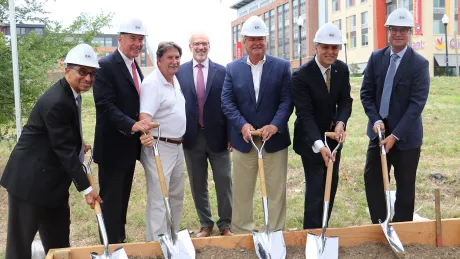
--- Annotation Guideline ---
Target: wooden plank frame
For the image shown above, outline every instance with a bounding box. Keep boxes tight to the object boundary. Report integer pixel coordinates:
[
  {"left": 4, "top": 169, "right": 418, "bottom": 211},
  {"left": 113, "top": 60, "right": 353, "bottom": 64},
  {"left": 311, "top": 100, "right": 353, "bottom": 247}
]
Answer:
[{"left": 46, "top": 218, "right": 460, "bottom": 258}]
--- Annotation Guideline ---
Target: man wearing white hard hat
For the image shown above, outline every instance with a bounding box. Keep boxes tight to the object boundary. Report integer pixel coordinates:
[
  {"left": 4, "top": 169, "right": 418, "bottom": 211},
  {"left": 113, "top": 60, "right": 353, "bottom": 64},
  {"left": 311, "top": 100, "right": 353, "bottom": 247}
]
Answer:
[
  {"left": 292, "top": 23, "right": 353, "bottom": 229},
  {"left": 361, "top": 8, "right": 430, "bottom": 224},
  {"left": 93, "top": 17, "right": 155, "bottom": 243},
  {"left": 222, "top": 16, "right": 293, "bottom": 233},
  {"left": 1, "top": 44, "right": 103, "bottom": 258}
]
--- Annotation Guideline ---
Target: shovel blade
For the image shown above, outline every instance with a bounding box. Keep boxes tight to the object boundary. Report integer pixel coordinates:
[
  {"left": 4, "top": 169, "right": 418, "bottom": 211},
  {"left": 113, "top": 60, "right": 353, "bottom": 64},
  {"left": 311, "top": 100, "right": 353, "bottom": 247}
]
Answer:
[
  {"left": 90, "top": 246, "right": 128, "bottom": 259},
  {"left": 252, "top": 229, "right": 286, "bottom": 259},
  {"left": 381, "top": 224, "right": 404, "bottom": 253},
  {"left": 160, "top": 229, "right": 196, "bottom": 259},
  {"left": 305, "top": 232, "right": 338, "bottom": 259}
]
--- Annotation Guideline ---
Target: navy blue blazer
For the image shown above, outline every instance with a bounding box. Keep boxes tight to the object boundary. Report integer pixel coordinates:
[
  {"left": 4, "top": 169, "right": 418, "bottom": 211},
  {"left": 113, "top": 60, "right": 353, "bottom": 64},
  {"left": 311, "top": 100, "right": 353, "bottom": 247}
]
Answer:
[
  {"left": 360, "top": 46, "right": 430, "bottom": 150},
  {"left": 176, "top": 59, "right": 229, "bottom": 152},
  {"left": 93, "top": 49, "right": 144, "bottom": 170},
  {"left": 221, "top": 55, "right": 293, "bottom": 153}
]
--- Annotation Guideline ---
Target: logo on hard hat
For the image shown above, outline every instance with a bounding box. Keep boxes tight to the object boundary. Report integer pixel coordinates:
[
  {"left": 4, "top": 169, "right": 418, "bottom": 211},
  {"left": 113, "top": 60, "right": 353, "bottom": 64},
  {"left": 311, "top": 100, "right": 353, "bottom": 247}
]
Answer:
[
  {"left": 135, "top": 25, "right": 140, "bottom": 29},
  {"left": 254, "top": 26, "right": 259, "bottom": 29},
  {"left": 399, "top": 16, "right": 405, "bottom": 19},
  {"left": 85, "top": 54, "right": 91, "bottom": 58},
  {"left": 329, "top": 33, "right": 334, "bottom": 37}
]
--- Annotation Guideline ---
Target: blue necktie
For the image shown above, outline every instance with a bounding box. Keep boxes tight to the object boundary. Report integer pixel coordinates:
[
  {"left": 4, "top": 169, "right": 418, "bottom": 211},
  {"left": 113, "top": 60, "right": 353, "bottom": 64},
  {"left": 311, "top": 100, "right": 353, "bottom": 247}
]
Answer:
[{"left": 379, "top": 54, "right": 400, "bottom": 119}]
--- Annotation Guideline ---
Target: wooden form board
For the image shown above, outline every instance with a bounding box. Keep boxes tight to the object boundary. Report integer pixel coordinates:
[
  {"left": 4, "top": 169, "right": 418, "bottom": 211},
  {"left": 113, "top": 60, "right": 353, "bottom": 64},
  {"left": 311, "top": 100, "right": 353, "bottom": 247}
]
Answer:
[{"left": 46, "top": 218, "right": 460, "bottom": 258}]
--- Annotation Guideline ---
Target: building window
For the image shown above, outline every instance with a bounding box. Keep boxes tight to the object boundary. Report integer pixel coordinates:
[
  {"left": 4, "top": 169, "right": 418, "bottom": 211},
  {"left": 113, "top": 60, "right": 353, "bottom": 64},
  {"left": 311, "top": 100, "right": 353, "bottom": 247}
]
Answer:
[
  {"left": 284, "top": 3, "right": 290, "bottom": 60},
  {"left": 361, "top": 0, "right": 367, "bottom": 2},
  {"left": 278, "top": 6, "right": 284, "bottom": 59},
  {"left": 105, "top": 38, "right": 112, "bottom": 47},
  {"left": 398, "top": 0, "right": 413, "bottom": 11},
  {"left": 270, "top": 9, "right": 275, "bottom": 56},
  {"left": 433, "top": 0, "right": 446, "bottom": 34},
  {"left": 34, "top": 28, "right": 44, "bottom": 35},
  {"left": 233, "top": 26, "right": 237, "bottom": 60},
  {"left": 346, "top": 0, "right": 355, "bottom": 8},
  {"left": 300, "top": 0, "right": 306, "bottom": 58},
  {"left": 333, "top": 19, "right": 342, "bottom": 31},
  {"left": 332, "top": 0, "right": 340, "bottom": 12},
  {"left": 292, "top": 0, "right": 299, "bottom": 59},
  {"left": 347, "top": 15, "right": 357, "bottom": 48},
  {"left": 361, "top": 11, "right": 368, "bottom": 46}
]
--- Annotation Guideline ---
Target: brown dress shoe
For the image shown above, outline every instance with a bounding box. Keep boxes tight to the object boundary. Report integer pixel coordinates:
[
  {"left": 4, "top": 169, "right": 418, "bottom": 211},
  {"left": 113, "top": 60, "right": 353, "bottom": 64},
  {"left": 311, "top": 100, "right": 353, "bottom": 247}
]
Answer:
[
  {"left": 220, "top": 228, "right": 234, "bottom": 236},
  {"left": 196, "top": 227, "right": 213, "bottom": 238}
]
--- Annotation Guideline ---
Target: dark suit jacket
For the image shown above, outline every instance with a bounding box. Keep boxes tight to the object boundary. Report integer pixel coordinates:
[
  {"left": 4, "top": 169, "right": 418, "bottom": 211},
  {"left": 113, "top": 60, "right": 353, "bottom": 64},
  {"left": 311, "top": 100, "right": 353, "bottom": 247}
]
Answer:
[
  {"left": 360, "top": 46, "right": 430, "bottom": 150},
  {"left": 292, "top": 57, "right": 353, "bottom": 157},
  {"left": 221, "top": 55, "right": 293, "bottom": 153},
  {"left": 93, "top": 49, "right": 144, "bottom": 170},
  {"left": 176, "top": 59, "right": 229, "bottom": 152},
  {"left": 1, "top": 78, "right": 90, "bottom": 208}
]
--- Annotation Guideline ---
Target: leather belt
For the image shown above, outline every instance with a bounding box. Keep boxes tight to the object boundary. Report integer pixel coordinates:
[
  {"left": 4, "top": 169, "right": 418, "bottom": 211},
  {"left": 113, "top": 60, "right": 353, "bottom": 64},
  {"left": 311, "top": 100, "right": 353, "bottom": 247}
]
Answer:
[{"left": 154, "top": 137, "right": 183, "bottom": 145}]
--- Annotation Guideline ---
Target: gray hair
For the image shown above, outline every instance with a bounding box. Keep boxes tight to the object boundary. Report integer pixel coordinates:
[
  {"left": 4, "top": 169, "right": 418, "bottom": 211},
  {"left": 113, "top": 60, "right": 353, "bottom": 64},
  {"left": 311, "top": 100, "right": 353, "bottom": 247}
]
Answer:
[{"left": 156, "top": 41, "right": 182, "bottom": 59}]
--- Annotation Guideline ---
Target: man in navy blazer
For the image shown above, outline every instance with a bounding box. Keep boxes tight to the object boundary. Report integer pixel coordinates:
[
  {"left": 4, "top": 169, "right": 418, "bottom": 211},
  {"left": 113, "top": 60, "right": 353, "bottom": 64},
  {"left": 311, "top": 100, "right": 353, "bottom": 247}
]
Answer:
[
  {"left": 176, "top": 32, "right": 233, "bottom": 237},
  {"left": 360, "top": 8, "right": 430, "bottom": 224},
  {"left": 92, "top": 18, "right": 155, "bottom": 243},
  {"left": 222, "top": 16, "right": 293, "bottom": 233}
]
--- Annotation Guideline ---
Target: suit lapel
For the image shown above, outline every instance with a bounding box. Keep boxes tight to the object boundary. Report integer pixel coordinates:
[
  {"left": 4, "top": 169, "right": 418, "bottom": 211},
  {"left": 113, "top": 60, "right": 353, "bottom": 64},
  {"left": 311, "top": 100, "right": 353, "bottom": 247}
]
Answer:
[
  {"left": 311, "top": 59, "right": 329, "bottom": 96},
  {"left": 61, "top": 79, "right": 81, "bottom": 141},
  {"left": 240, "top": 59, "right": 256, "bottom": 105},
  {"left": 205, "top": 60, "right": 216, "bottom": 103},
  {"left": 256, "top": 57, "right": 273, "bottom": 108},
  {"left": 329, "top": 64, "right": 339, "bottom": 97},
  {"left": 186, "top": 62, "right": 196, "bottom": 97},
  {"left": 392, "top": 47, "right": 411, "bottom": 89},
  {"left": 115, "top": 49, "right": 137, "bottom": 93},
  {"left": 381, "top": 47, "right": 391, "bottom": 86},
  {"left": 134, "top": 59, "right": 144, "bottom": 82}
]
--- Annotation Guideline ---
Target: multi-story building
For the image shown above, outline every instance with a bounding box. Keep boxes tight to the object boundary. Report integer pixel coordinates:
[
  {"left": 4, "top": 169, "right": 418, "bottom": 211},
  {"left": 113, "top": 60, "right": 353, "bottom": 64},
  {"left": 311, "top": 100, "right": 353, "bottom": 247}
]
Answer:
[
  {"left": 231, "top": 0, "right": 460, "bottom": 76},
  {"left": 1, "top": 23, "right": 154, "bottom": 67}
]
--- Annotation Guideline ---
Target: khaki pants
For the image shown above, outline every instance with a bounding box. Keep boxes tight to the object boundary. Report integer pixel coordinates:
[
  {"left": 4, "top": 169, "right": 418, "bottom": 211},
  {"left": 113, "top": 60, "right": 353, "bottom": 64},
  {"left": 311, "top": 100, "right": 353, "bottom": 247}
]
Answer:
[
  {"left": 232, "top": 137, "right": 288, "bottom": 234},
  {"left": 140, "top": 141, "right": 185, "bottom": 241}
]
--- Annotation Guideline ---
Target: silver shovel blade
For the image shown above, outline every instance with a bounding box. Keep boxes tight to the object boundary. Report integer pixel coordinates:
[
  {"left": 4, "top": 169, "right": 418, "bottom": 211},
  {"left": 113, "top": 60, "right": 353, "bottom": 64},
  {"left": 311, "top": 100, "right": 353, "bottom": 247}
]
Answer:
[
  {"left": 381, "top": 224, "right": 405, "bottom": 253},
  {"left": 90, "top": 246, "right": 128, "bottom": 259},
  {"left": 252, "top": 229, "right": 286, "bottom": 259},
  {"left": 159, "top": 229, "right": 196, "bottom": 259},
  {"left": 305, "top": 232, "right": 338, "bottom": 259}
]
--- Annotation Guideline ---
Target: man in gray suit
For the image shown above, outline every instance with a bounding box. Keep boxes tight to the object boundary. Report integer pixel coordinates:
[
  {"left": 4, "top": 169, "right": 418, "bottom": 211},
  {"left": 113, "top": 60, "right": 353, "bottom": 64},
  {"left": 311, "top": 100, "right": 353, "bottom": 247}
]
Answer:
[{"left": 176, "top": 32, "right": 233, "bottom": 237}]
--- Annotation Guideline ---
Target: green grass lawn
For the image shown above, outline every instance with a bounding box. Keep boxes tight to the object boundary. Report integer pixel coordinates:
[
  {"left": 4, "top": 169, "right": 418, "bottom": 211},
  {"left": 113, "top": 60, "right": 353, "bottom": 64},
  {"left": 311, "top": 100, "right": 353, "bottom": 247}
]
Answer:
[{"left": 0, "top": 77, "right": 459, "bottom": 256}]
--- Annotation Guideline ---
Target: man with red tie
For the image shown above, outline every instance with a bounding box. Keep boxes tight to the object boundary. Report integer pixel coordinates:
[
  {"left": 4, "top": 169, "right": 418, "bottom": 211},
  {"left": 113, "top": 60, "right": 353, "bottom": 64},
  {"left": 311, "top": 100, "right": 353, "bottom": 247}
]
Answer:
[{"left": 93, "top": 17, "right": 154, "bottom": 244}]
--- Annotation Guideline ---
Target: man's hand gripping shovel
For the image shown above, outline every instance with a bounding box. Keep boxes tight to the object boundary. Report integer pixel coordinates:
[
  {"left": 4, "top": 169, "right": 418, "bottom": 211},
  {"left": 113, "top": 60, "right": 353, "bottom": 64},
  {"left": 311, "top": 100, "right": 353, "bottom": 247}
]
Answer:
[
  {"left": 146, "top": 123, "right": 196, "bottom": 259},
  {"left": 305, "top": 132, "right": 340, "bottom": 259},
  {"left": 249, "top": 130, "right": 286, "bottom": 259},
  {"left": 83, "top": 145, "right": 128, "bottom": 259},
  {"left": 377, "top": 125, "right": 405, "bottom": 254}
]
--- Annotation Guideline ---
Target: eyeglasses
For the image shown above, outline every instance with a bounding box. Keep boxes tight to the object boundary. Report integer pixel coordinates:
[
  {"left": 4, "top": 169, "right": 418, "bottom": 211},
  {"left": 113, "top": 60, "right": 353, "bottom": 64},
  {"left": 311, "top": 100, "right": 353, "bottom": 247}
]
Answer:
[
  {"left": 191, "top": 42, "right": 209, "bottom": 47},
  {"left": 69, "top": 67, "right": 97, "bottom": 78},
  {"left": 389, "top": 27, "right": 410, "bottom": 35},
  {"left": 319, "top": 44, "right": 340, "bottom": 51}
]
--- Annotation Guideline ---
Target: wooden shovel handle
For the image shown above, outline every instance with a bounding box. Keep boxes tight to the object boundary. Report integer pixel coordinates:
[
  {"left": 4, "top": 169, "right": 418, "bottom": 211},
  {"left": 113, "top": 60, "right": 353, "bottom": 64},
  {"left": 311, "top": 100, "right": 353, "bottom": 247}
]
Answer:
[
  {"left": 250, "top": 130, "right": 261, "bottom": 136},
  {"left": 325, "top": 132, "right": 335, "bottom": 139},
  {"left": 258, "top": 158, "right": 267, "bottom": 197},
  {"left": 381, "top": 153, "right": 390, "bottom": 191},
  {"left": 155, "top": 155, "right": 169, "bottom": 197},
  {"left": 151, "top": 122, "right": 160, "bottom": 128},
  {"left": 324, "top": 160, "right": 334, "bottom": 202},
  {"left": 86, "top": 173, "right": 102, "bottom": 214}
]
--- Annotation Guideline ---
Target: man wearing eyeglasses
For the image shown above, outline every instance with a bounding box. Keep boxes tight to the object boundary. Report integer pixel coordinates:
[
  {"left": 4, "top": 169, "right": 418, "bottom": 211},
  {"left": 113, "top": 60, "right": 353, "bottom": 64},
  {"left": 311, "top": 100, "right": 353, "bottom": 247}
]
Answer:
[
  {"left": 291, "top": 23, "right": 352, "bottom": 229},
  {"left": 92, "top": 18, "right": 155, "bottom": 244},
  {"left": 361, "top": 8, "right": 430, "bottom": 224},
  {"left": 176, "top": 32, "right": 233, "bottom": 237},
  {"left": 1, "top": 44, "right": 102, "bottom": 259},
  {"left": 222, "top": 16, "right": 293, "bottom": 234}
]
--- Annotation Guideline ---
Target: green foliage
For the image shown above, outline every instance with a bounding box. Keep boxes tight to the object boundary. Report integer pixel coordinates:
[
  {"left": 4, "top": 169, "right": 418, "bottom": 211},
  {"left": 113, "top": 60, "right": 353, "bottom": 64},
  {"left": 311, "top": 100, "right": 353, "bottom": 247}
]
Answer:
[{"left": 0, "top": 0, "right": 112, "bottom": 129}]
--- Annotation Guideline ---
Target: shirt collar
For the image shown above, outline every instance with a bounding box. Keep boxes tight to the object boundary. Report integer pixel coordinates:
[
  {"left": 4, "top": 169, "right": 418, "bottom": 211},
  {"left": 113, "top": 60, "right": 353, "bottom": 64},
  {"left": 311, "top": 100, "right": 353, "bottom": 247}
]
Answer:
[
  {"left": 118, "top": 48, "right": 134, "bottom": 65},
  {"left": 193, "top": 58, "right": 209, "bottom": 68},
  {"left": 69, "top": 85, "right": 79, "bottom": 100},
  {"left": 315, "top": 56, "right": 331, "bottom": 75},
  {"left": 246, "top": 55, "right": 266, "bottom": 66},
  {"left": 155, "top": 68, "right": 176, "bottom": 87},
  {"left": 390, "top": 45, "right": 408, "bottom": 59}
]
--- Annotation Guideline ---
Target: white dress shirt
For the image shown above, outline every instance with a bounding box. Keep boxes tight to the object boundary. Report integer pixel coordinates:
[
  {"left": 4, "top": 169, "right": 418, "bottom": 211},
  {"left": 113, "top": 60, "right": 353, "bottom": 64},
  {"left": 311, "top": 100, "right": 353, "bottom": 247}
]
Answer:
[
  {"left": 140, "top": 69, "right": 186, "bottom": 139},
  {"left": 247, "top": 55, "right": 266, "bottom": 102},
  {"left": 193, "top": 58, "right": 209, "bottom": 89},
  {"left": 118, "top": 48, "right": 142, "bottom": 85},
  {"left": 70, "top": 86, "right": 92, "bottom": 195}
]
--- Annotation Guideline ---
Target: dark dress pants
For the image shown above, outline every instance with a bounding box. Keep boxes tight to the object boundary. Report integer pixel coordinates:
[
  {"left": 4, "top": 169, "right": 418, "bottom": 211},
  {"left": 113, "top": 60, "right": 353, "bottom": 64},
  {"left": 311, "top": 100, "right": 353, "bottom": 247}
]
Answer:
[
  {"left": 6, "top": 193, "right": 70, "bottom": 259},
  {"left": 98, "top": 162, "right": 135, "bottom": 244},
  {"left": 302, "top": 146, "right": 341, "bottom": 230},
  {"left": 184, "top": 128, "right": 232, "bottom": 230},
  {"left": 364, "top": 139, "right": 421, "bottom": 224}
]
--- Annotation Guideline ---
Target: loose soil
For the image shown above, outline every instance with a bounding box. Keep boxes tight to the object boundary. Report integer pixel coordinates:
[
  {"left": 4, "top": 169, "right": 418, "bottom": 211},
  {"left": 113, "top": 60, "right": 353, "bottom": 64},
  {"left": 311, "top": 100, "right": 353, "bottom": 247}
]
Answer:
[{"left": 128, "top": 243, "right": 460, "bottom": 258}]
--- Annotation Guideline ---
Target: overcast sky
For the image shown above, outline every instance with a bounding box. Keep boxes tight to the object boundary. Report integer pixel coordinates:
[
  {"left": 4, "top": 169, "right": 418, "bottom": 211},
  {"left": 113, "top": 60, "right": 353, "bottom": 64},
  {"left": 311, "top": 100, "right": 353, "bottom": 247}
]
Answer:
[{"left": 43, "top": 0, "right": 237, "bottom": 65}]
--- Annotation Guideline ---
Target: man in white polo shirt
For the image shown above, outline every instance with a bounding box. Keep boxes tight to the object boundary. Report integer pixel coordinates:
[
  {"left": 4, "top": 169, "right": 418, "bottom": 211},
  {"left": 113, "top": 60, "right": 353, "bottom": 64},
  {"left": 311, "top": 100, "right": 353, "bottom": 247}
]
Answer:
[{"left": 139, "top": 41, "right": 186, "bottom": 241}]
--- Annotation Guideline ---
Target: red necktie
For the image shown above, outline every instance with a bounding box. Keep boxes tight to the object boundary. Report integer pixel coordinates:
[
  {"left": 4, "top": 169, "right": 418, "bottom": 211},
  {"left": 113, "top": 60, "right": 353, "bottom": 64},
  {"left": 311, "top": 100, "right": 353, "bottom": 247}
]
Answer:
[
  {"left": 131, "top": 61, "right": 140, "bottom": 95},
  {"left": 196, "top": 63, "right": 205, "bottom": 127}
]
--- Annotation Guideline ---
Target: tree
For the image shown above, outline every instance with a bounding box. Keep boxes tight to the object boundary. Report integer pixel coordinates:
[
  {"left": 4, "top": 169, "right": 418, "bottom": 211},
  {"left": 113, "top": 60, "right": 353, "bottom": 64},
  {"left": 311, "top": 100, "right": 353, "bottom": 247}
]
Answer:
[{"left": 0, "top": 0, "right": 112, "bottom": 137}]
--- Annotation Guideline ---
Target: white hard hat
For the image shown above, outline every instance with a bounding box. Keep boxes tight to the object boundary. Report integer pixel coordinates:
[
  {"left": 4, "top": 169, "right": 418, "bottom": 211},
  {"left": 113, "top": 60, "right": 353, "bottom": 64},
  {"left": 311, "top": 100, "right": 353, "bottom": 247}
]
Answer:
[
  {"left": 313, "top": 23, "right": 342, "bottom": 45},
  {"left": 118, "top": 17, "right": 148, "bottom": 36},
  {"left": 385, "top": 8, "right": 414, "bottom": 27},
  {"left": 64, "top": 43, "right": 99, "bottom": 68},
  {"left": 241, "top": 16, "right": 268, "bottom": 37}
]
